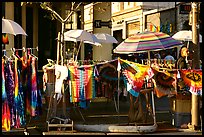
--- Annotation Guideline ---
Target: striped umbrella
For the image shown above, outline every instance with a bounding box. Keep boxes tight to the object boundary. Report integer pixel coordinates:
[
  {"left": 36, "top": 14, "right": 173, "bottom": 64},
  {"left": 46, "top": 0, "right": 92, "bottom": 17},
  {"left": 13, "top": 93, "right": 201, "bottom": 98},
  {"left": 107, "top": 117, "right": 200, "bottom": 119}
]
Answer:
[{"left": 113, "top": 31, "right": 183, "bottom": 60}]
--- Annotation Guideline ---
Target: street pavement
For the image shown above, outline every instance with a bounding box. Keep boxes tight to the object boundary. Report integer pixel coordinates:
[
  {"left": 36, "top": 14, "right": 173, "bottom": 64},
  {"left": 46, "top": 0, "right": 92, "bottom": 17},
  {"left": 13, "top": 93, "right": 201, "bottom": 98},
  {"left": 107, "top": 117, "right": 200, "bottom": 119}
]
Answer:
[{"left": 2, "top": 95, "right": 202, "bottom": 135}]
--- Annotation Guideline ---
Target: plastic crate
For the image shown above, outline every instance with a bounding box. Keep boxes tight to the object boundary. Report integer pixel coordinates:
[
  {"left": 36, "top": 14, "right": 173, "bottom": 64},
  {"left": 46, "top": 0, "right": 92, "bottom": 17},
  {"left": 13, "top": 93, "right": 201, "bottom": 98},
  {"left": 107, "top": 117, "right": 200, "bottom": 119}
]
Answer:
[{"left": 172, "top": 112, "right": 191, "bottom": 128}]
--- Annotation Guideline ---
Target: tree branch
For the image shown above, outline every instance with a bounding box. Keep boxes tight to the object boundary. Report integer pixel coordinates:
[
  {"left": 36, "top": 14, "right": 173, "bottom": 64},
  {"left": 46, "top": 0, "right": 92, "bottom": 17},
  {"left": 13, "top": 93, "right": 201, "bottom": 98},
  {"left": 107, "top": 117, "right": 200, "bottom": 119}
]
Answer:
[{"left": 64, "top": 2, "right": 82, "bottom": 23}]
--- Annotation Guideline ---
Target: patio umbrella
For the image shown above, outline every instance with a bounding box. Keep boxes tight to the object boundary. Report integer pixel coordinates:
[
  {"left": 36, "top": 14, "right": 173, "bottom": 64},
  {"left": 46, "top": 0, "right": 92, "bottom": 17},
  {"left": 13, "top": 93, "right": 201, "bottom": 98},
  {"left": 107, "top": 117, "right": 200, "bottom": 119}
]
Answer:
[
  {"left": 63, "top": 29, "right": 101, "bottom": 61},
  {"left": 172, "top": 30, "right": 202, "bottom": 43},
  {"left": 64, "top": 29, "right": 101, "bottom": 46},
  {"left": 2, "top": 18, "right": 27, "bottom": 36},
  {"left": 94, "top": 33, "right": 118, "bottom": 44},
  {"left": 113, "top": 31, "right": 183, "bottom": 61},
  {"left": 63, "top": 36, "right": 101, "bottom": 46}
]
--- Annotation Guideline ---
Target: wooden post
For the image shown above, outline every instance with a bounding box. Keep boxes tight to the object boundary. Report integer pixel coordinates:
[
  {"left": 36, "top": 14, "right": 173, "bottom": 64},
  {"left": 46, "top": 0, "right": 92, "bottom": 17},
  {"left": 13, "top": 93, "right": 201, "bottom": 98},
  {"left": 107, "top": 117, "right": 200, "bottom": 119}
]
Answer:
[{"left": 191, "top": 2, "right": 200, "bottom": 131}]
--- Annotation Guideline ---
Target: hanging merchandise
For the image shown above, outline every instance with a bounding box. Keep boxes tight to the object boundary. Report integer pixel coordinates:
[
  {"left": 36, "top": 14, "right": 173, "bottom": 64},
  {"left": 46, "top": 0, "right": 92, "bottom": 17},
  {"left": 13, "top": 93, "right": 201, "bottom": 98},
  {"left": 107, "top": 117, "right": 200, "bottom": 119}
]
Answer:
[
  {"left": 151, "top": 67, "right": 177, "bottom": 98},
  {"left": 2, "top": 34, "right": 9, "bottom": 44},
  {"left": 179, "top": 69, "right": 202, "bottom": 96},
  {"left": 2, "top": 58, "right": 11, "bottom": 131},
  {"left": 2, "top": 48, "right": 41, "bottom": 131},
  {"left": 119, "top": 58, "right": 154, "bottom": 95},
  {"left": 68, "top": 64, "right": 97, "bottom": 106},
  {"left": 54, "top": 65, "right": 68, "bottom": 100}
]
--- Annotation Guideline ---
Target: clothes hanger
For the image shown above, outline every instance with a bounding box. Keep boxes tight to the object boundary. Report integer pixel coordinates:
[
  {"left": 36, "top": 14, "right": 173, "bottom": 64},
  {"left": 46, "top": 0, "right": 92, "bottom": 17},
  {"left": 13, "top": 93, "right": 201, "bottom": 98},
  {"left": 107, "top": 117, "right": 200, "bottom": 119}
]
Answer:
[
  {"left": 11, "top": 48, "right": 21, "bottom": 60},
  {"left": 42, "top": 59, "right": 55, "bottom": 70},
  {"left": 2, "top": 50, "right": 11, "bottom": 61},
  {"left": 29, "top": 48, "right": 38, "bottom": 60}
]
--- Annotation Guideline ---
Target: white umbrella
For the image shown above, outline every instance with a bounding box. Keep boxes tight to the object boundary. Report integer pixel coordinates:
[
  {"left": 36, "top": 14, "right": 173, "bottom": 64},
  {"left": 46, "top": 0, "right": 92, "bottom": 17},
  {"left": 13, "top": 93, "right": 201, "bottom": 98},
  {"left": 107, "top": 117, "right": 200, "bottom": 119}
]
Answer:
[
  {"left": 63, "top": 29, "right": 101, "bottom": 61},
  {"left": 94, "top": 33, "right": 118, "bottom": 44},
  {"left": 2, "top": 18, "right": 27, "bottom": 36},
  {"left": 64, "top": 29, "right": 101, "bottom": 46},
  {"left": 63, "top": 35, "right": 101, "bottom": 46},
  {"left": 172, "top": 30, "right": 202, "bottom": 43}
]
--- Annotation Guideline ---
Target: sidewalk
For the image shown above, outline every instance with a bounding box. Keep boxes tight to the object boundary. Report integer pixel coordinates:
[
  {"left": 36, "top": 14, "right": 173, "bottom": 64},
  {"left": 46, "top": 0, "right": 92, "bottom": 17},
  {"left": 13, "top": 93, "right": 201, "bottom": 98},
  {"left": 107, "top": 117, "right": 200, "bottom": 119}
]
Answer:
[{"left": 2, "top": 96, "right": 202, "bottom": 135}]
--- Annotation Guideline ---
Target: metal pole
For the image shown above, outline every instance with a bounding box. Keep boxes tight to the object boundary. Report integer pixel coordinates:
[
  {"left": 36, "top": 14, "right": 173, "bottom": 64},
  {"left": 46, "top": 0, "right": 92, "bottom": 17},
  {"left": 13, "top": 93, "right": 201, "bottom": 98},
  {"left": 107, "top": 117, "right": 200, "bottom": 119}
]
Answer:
[
  {"left": 174, "top": 2, "right": 177, "bottom": 32},
  {"left": 61, "top": 22, "right": 65, "bottom": 66},
  {"left": 56, "top": 32, "right": 61, "bottom": 65},
  {"left": 191, "top": 2, "right": 200, "bottom": 131},
  {"left": 151, "top": 90, "right": 156, "bottom": 125}
]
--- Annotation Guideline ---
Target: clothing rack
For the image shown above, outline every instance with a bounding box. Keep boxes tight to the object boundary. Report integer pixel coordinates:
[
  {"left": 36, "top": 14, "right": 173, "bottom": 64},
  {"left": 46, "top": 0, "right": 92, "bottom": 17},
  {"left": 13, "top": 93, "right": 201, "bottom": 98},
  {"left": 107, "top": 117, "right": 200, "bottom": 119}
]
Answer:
[
  {"left": 2, "top": 47, "right": 38, "bottom": 52},
  {"left": 44, "top": 64, "right": 74, "bottom": 132},
  {"left": 2, "top": 48, "right": 40, "bottom": 135}
]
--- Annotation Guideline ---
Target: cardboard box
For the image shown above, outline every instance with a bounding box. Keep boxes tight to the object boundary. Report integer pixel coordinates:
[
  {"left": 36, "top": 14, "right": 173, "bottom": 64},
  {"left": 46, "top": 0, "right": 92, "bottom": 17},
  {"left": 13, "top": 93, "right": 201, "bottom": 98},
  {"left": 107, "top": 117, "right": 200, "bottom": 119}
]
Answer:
[{"left": 171, "top": 99, "right": 191, "bottom": 113}]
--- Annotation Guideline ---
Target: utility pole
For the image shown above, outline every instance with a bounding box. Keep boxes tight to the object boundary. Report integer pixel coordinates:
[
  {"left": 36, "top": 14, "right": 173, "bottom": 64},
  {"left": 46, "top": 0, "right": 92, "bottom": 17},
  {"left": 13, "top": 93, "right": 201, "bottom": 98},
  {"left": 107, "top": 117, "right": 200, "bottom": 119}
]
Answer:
[{"left": 191, "top": 2, "right": 200, "bottom": 131}]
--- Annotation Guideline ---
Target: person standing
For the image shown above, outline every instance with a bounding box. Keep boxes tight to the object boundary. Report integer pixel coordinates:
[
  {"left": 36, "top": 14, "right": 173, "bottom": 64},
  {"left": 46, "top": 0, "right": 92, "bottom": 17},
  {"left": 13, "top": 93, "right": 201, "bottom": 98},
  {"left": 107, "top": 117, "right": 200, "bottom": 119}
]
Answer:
[
  {"left": 164, "top": 50, "right": 175, "bottom": 61},
  {"left": 164, "top": 50, "right": 175, "bottom": 69},
  {"left": 176, "top": 46, "right": 189, "bottom": 91},
  {"left": 176, "top": 46, "right": 189, "bottom": 69}
]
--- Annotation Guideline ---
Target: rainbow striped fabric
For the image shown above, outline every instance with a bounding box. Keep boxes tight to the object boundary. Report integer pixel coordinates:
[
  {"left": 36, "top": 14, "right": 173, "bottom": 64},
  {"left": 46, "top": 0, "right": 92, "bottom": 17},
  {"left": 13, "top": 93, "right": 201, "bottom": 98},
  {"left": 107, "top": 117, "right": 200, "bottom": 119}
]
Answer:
[{"left": 68, "top": 65, "right": 96, "bottom": 103}]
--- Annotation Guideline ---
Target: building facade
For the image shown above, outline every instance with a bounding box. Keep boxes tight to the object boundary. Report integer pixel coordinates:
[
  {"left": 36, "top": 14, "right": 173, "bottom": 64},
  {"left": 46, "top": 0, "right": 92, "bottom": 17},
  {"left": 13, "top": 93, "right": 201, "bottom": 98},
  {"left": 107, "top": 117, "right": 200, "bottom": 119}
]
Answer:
[{"left": 2, "top": 2, "right": 201, "bottom": 69}]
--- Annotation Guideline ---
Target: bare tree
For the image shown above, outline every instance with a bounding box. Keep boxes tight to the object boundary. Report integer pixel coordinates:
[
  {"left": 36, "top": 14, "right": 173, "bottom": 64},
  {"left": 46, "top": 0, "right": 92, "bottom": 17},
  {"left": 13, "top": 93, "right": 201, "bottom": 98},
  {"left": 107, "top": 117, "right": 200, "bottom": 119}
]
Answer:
[
  {"left": 21, "top": 2, "right": 83, "bottom": 64},
  {"left": 21, "top": 2, "right": 103, "bottom": 64}
]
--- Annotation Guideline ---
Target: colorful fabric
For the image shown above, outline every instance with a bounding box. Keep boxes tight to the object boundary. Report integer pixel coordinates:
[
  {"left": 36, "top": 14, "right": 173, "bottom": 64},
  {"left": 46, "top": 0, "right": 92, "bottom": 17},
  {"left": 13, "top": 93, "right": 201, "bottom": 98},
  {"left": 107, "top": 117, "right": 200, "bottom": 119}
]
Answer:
[
  {"left": 2, "top": 33, "right": 9, "bottom": 44},
  {"left": 21, "top": 55, "right": 42, "bottom": 117},
  {"left": 17, "top": 61, "right": 26, "bottom": 126},
  {"left": 5, "top": 61, "right": 15, "bottom": 127},
  {"left": 21, "top": 55, "right": 32, "bottom": 116},
  {"left": 152, "top": 68, "right": 177, "bottom": 98},
  {"left": 30, "top": 56, "right": 38, "bottom": 116},
  {"left": 119, "top": 58, "right": 154, "bottom": 93},
  {"left": 97, "top": 59, "right": 121, "bottom": 81},
  {"left": 123, "top": 77, "right": 139, "bottom": 97},
  {"left": 2, "top": 54, "right": 41, "bottom": 130},
  {"left": 68, "top": 65, "right": 96, "bottom": 103},
  {"left": 13, "top": 57, "right": 20, "bottom": 128},
  {"left": 2, "top": 58, "right": 11, "bottom": 131},
  {"left": 180, "top": 69, "right": 202, "bottom": 96}
]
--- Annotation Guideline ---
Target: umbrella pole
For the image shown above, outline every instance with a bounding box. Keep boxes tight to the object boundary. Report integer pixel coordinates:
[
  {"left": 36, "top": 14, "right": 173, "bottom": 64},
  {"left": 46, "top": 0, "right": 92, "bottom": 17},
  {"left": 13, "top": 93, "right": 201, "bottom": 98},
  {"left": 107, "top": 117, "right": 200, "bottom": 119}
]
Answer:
[
  {"left": 151, "top": 90, "right": 157, "bottom": 125},
  {"left": 117, "top": 58, "right": 121, "bottom": 124},
  {"left": 117, "top": 69, "right": 120, "bottom": 119},
  {"left": 75, "top": 41, "right": 82, "bottom": 62},
  {"left": 148, "top": 51, "right": 151, "bottom": 65},
  {"left": 186, "top": 40, "right": 190, "bottom": 64},
  {"left": 56, "top": 32, "right": 61, "bottom": 65}
]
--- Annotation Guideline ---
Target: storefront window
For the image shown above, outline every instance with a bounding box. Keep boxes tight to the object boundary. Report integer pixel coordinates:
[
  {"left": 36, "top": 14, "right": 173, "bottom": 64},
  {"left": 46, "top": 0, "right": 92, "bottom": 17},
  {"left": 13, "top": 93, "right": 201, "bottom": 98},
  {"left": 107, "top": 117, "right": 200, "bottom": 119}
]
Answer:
[{"left": 127, "top": 21, "right": 140, "bottom": 37}]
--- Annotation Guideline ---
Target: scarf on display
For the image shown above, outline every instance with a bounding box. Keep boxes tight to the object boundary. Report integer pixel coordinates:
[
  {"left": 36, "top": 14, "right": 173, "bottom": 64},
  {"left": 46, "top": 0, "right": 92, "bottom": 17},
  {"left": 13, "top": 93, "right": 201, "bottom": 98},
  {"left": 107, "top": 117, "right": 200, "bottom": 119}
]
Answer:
[
  {"left": 68, "top": 65, "right": 96, "bottom": 103},
  {"left": 179, "top": 69, "right": 202, "bottom": 96},
  {"left": 151, "top": 67, "right": 177, "bottom": 98},
  {"left": 119, "top": 58, "right": 154, "bottom": 94}
]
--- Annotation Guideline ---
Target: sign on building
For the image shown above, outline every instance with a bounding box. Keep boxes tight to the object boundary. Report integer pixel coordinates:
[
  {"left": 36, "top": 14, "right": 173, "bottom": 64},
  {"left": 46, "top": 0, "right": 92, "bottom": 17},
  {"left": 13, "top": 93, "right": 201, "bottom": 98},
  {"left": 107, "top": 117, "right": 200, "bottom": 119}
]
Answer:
[
  {"left": 179, "top": 5, "right": 191, "bottom": 14},
  {"left": 94, "top": 20, "right": 112, "bottom": 28}
]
